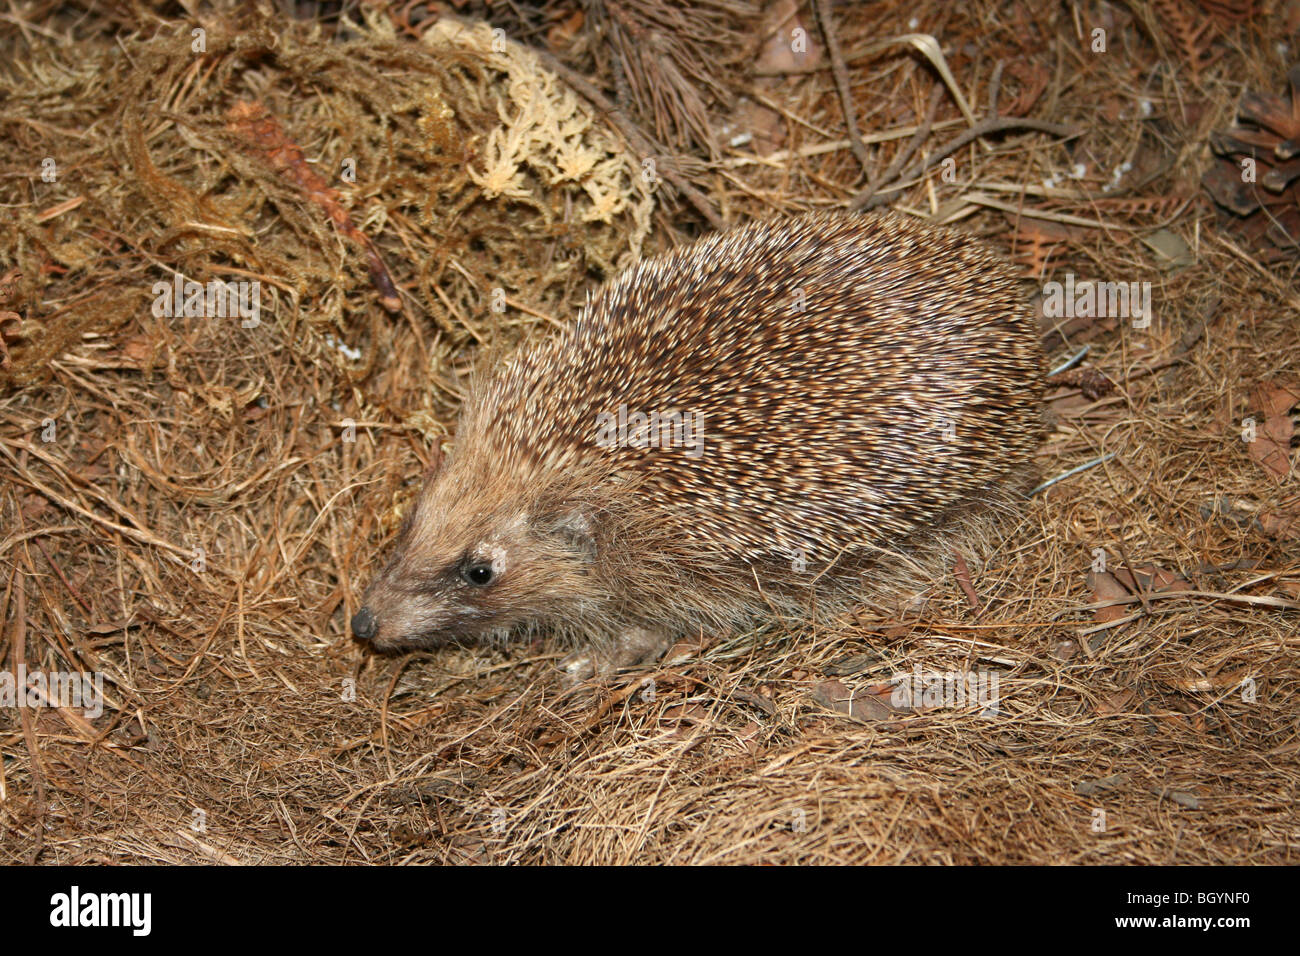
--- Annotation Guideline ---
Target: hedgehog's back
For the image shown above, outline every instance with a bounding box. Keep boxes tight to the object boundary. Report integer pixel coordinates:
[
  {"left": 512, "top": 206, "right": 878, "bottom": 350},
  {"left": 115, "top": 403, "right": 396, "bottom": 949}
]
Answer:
[{"left": 470, "top": 211, "right": 1044, "bottom": 576}]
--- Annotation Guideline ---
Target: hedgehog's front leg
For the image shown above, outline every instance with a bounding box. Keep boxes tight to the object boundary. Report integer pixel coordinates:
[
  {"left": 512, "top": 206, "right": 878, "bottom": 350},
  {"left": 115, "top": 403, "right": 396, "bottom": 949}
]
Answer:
[{"left": 560, "top": 626, "right": 673, "bottom": 684}]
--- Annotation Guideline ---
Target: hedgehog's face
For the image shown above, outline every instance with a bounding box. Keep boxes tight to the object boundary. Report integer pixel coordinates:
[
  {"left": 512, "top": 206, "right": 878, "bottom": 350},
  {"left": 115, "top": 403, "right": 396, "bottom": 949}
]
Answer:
[{"left": 351, "top": 465, "right": 594, "bottom": 653}]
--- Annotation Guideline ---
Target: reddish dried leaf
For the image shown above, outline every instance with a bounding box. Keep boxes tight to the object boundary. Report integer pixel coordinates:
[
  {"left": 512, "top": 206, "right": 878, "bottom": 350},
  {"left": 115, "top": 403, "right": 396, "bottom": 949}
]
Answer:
[
  {"left": 1260, "top": 507, "right": 1300, "bottom": 539},
  {"left": 1095, "top": 688, "right": 1137, "bottom": 716},
  {"left": 1247, "top": 416, "right": 1294, "bottom": 480},
  {"left": 121, "top": 335, "right": 154, "bottom": 364},
  {"left": 1111, "top": 564, "right": 1190, "bottom": 594},
  {"left": 546, "top": 9, "right": 585, "bottom": 47},
  {"left": 809, "top": 680, "right": 898, "bottom": 721},
  {"left": 1087, "top": 570, "right": 1132, "bottom": 623},
  {"left": 1254, "top": 380, "right": 1300, "bottom": 419}
]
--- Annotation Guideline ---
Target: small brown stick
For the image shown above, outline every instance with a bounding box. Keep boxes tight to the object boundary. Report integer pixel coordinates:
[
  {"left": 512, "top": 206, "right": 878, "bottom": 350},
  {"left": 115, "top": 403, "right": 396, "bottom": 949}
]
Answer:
[
  {"left": 32, "top": 535, "right": 94, "bottom": 617},
  {"left": 1049, "top": 367, "right": 1114, "bottom": 400},
  {"left": 226, "top": 101, "right": 404, "bottom": 314},
  {"left": 988, "top": 60, "right": 1005, "bottom": 117},
  {"left": 1114, "top": 541, "right": 1152, "bottom": 617},
  {"left": 857, "top": 88, "right": 944, "bottom": 209},
  {"left": 814, "top": 0, "right": 870, "bottom": 174},
  {"left": 534, "top": 49, "right": 725, "bottom": 232}
]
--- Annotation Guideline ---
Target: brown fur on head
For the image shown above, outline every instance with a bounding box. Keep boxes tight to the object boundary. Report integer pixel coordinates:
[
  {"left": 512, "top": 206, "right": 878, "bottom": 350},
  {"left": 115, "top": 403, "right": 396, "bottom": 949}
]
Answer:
[{"left": 352, "top": 448, "right": 608, "bottom": 653}]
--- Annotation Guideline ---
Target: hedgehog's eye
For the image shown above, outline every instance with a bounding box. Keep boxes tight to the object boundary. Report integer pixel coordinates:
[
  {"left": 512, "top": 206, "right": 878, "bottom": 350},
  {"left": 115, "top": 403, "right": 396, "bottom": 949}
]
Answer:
[{"left": 462, "top": 562, "right": 495, "bottom": 586}]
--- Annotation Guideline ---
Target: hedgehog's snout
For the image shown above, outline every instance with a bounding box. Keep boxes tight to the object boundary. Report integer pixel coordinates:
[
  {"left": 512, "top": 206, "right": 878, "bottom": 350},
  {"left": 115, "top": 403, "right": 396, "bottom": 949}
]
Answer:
[
  {"left": 350, "top": 583, "right": 432, "bottom": 651},
  {"left": 350, "top": 596, "right": 431, "bottom": 652},
  {"left": 351, "top": 606, "right": 377, "bottom": 641},
  {"left": 351, "top": 559, "right": 474, "bottom": 652},
  {"left": 350, "top": 567, "right": 417, "bottom": 649}
]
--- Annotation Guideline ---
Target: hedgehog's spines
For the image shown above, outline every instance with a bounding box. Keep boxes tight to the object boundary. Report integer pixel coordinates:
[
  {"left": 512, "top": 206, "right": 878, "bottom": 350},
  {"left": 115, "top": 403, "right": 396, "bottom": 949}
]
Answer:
[{"left": 464, "top": 210, "right": 1043, "bottom": 570}]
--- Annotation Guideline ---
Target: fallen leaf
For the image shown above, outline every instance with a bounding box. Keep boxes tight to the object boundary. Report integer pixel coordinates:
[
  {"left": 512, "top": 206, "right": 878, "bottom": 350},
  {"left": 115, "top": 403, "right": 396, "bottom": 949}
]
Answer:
[
  {"left": 1087, "top": 570, "right": 1132, "bottom": 623},
  {"left": 1246, "top": 380, "right": 1299, "bottom": 480},
  {"left": 1052, "top": 639, "right": 1080, "bottom": 661},
  {"left": 546, "top": 8, "right": 584, "bottom": 47},
  {"left": 1095, "top": 688, "right": 1137, "bottom": 716},
  {"left": 1257, "top": 380, "right": 1300, "bottom": 418},
  {"left": 122, "top": 335, "right": 155, "bottom": 364},
  {"left": 1111, "top": 564, "right": 1190, "bottom": 594},
  {"left": 1140, "top": 228, "right": 1195, "bottom": 270},
  {"left": 809, "top": 679, "right": 898, "bottom": 721}
]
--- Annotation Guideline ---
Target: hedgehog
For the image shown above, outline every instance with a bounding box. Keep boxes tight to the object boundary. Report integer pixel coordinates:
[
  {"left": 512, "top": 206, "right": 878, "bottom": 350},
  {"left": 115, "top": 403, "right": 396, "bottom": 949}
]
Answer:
[{"left": 351, "top": 211, "right": 1045, "bottom": 679}]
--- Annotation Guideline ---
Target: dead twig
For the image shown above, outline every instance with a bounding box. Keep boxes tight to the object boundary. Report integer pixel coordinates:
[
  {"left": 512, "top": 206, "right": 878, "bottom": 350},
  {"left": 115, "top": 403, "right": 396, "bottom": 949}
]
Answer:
[
  {"left": 856, "top": 87, "right": 944, "bottom": 208},
  {"left": 226, "top": 101, "right": 404, "bottom": 314},
  {"left": 850, "top": 115, "right": 1079, "bottom": 210},
  {"left": 814, "top": 0, "right": 870, "bottom": 174}
]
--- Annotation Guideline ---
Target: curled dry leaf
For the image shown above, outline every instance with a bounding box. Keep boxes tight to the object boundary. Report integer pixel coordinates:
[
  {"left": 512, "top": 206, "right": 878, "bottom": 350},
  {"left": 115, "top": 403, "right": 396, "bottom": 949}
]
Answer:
[
  {"left": 809, "top": 679, "right": 898, "bottom": 721},
  {"left": 1087, "top": 570, "right": 1132, "bottom": 624},
  {"left": 1259, "top": 506, "right": 1300, "bottom": 540},
  {"left": 1246, "top": 380, "right": 1299, "bottom": 481},
  {"left": 1095, "top": 688, "right": 1138, "bottom": 717},
  {"left": 1110, "top": 564, "right": 1190, "bottom": 594},
  {"left": 1203, "top": 64, "right": 1300, "bottom": 261}
]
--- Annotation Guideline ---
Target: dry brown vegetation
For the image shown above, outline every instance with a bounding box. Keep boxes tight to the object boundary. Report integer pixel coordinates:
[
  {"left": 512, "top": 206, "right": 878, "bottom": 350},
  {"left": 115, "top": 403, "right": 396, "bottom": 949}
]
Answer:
[{"left": 0, "top": 0, "right": 1296, "bottom": 864}]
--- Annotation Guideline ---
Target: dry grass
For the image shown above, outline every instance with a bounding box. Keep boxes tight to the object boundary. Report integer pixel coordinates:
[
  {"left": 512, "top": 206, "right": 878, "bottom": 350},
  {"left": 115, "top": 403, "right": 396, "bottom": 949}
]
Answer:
[{"left": 0, "top": 0, "right": 1296, "bottom": 864}]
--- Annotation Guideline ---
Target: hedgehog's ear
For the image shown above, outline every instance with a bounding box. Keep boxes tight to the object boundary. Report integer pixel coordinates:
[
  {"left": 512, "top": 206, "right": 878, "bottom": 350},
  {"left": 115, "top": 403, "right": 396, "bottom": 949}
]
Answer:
[{"left": 552, "top": 508, "right": 598, "bottom": 563}]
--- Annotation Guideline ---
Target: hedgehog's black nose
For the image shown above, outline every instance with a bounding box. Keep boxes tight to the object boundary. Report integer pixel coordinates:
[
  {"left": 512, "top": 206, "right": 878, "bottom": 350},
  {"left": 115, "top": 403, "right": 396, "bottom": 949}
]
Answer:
[{"left": 352, "top": 606, "right": 377, "bottom": 641}]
